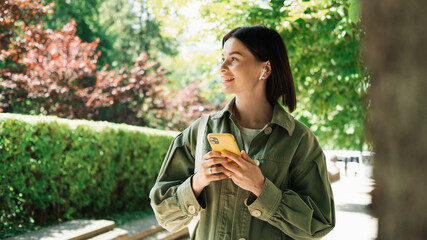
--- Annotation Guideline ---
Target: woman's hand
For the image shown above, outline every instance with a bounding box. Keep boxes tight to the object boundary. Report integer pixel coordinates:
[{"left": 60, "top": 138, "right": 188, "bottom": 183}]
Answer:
[
  {"left": 221, "top": 150, "right": 266, "bottom": 197},
  {"left": 192, "top": 151, "right": 230, "bottom": 198}
]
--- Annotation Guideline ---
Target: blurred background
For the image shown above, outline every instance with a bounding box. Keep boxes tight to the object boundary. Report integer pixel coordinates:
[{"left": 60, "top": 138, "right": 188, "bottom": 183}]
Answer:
[
  {"left": 1, "top": 0, "right": 378, "bottom": 239},
  {"left": 0, "top": 0, "right": 368, "bottom": 150}
]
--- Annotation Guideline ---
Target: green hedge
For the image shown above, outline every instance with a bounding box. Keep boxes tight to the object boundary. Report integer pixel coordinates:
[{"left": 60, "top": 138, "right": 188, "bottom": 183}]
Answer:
[{"left": 0, "top": 113, "right": 177, "bottom": 237}]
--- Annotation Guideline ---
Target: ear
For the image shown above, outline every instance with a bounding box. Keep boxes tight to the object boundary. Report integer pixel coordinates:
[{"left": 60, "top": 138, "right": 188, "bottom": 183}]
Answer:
[{"left": 264, "top": 61, "right": 272, "bottom": 79}]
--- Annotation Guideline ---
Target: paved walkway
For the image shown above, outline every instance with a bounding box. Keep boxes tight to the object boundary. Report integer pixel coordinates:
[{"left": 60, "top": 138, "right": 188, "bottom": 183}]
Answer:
[{"left": 323, "top": 175, "right": 378, "bottom": 240}]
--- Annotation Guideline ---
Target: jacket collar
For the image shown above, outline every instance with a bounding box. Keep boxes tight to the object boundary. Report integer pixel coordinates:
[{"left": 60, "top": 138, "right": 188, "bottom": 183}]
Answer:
[{"left": 211, "top": 97, "right": 295, "bottom": 136}]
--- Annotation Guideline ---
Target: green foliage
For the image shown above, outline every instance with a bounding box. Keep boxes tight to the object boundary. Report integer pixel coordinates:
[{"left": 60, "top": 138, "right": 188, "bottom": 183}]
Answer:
[
  {"left": 348, "top": 0, "right": 361, "bottom": 23},
  {"left": 41, "top": 0, "right": 111, "bottom": 67},
  {"left": 198, "top": 0, "right": 368, "bottom": 150},
  {"left": 161, "top": 50, "right": 227, "bottom": 105},
  {"left": 151, "top": 0, "right": 369, "bottom": 150},
  {"left": 42, "top": 0, "right": 178, "bottom": 68},
  {"left": 0, "top": 113, "right": 176, "bottom": 238},
  {"left": 2, "top": 0, "right": 369, "bottom": 149},
  {"left": 1, "top": 1, "right": 174, "bottom": 129}
]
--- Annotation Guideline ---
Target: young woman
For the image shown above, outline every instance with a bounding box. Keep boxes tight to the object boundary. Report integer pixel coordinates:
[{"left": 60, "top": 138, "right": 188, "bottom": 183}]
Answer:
[{"left": 150, "top": 25, "right": 335, "bottom": 240}]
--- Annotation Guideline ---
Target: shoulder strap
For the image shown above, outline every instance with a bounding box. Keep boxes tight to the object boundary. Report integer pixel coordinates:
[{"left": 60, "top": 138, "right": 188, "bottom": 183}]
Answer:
[{"left": 195, "top": 114, "right": 209, "bottom": 173}]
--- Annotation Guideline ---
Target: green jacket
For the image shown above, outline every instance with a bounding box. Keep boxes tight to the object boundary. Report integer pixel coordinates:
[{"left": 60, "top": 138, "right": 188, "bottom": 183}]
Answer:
[{"left": 150, "top": 98, "right": 335, "bottom": 240}]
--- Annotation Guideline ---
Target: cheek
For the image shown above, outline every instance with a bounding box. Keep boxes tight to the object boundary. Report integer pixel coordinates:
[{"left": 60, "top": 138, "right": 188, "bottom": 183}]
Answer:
[
  {"left": 228, "top": 62, "right": 261, "bottom": 82},
  {"left": 230, "top": 64, "right": 253, "bottom": 77},
  {"left": 228, "top": 64, "right": 240, "bottom": 72}
]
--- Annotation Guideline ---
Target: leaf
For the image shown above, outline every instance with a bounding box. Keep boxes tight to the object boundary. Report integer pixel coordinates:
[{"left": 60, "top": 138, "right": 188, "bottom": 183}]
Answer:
[{"left": 349, "top": 0, "right": 361, "bottom": 23}]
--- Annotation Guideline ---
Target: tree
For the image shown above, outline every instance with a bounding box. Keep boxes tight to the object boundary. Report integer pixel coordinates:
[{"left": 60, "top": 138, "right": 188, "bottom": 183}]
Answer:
[
  {"left": 1, "top": 0, "right": 218, "bottom": 131},
  {"left": 0, "top": 0, "right": 55, "bottom": 113},
  {"left": 201, "top": 0, "right": 368, "bottom": 150},
  {"left": 150, "top": 0, "right": 367, "bottom": 150},
  {"left": 42, "top": 0, "right": 178, "bottom": 68},
  {"left": 363, "top": 0, "right": 427, "bottom": 239},
  {"left": 165, "top": 80, "right": 220, "bottom": 130},
  {"left": 0, "top": 1, "right": 171, "bottom": 129},
  {"left": 41, "top": 0, "right": 112, "bottom": 67},
  {"left": 84, "top": 52, "right": 171, "bottom": 128}
]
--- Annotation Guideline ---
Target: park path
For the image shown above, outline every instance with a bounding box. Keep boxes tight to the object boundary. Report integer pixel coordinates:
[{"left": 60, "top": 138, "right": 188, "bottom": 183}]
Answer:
[{"left": 323, "top": 175, "right": 378, "bottom": 240}]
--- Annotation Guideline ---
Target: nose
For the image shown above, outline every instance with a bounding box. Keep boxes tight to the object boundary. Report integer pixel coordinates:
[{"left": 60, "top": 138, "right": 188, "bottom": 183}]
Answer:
[{"left": 219, "top": 60, "right": 228, "bottom": 73}]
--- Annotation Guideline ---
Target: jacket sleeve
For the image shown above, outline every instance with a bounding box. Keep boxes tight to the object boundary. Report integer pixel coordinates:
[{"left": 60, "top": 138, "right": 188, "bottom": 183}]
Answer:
[
  {"left": 245, "top": 129, "right": 335, "bottom": 239},
  {"left": 149, "top": 119, "right": 205, "bottom": 232}
]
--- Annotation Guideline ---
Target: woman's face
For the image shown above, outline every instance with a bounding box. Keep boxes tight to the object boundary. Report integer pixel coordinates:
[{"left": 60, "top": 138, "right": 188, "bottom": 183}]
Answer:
[{"left": 220, "top": 37, "right": 267, "bottom": 95}]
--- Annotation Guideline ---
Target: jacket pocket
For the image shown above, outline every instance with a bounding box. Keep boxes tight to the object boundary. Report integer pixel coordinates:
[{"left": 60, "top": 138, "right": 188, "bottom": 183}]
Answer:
[{"left": 257, "top": 156, "right": 291, "bottom": 190}]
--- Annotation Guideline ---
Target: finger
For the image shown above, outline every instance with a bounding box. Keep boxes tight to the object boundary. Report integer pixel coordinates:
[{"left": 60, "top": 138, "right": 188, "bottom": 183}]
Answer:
[
  {"left": 219, "top": 167, "right": 234, "bottom": 178},
  {"left": 208, "top": 173, "right": 229, "bottom": 181},
  {"left": 205, "top": 166, "right": 229, "bottom": 179},
  {"left": 201, "top": 157, "right": 229, "bottom": 168},
  {"left": 203, "top": 151, "right": 222, "bottom": 160},
  {"left": 207, "top": 166, "right": 212, "bottom": 175},
  {"left": 209, "top": 164, "right": 229, "bottom": 174},
  {"left": 220, "top": 160, "right": 241, "bottom": 174},
  {"left": 241, "top": 150, "right": 258, "bottom": 165},
  {"left": 207, "top": 162, "right": 233, "bottom": 176},
  {"left": 207, "top": 165, "right": 219, "bottom": 175},
  {"left": 221, "top": 150, "right": 243, "bottom": 167},
  {"left": 207, "top": 164, "right": 233, "bottom": 176}
]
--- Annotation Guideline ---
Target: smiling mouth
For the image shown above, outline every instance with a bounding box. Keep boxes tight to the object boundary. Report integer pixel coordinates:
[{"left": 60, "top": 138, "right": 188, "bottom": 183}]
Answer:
[{"left": 222, "top": 77, "right": 235, "bottom": 83}]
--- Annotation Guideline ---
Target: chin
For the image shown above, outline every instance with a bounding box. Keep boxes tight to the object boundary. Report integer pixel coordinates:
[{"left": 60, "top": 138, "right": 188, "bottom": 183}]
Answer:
[{"left": 221, "top": 87, "right": 234, "bottom": 94}]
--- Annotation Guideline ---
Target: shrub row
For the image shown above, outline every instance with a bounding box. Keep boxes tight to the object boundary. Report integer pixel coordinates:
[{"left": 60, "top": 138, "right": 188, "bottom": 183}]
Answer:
[{"left": 0, "top": 113, "right": 177, "bottom": 237}]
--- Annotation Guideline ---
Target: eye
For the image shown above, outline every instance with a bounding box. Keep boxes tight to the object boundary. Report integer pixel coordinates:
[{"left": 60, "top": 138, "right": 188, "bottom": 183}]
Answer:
[{"left": 231, "top": 57, "right": 238, "bottom": 62}]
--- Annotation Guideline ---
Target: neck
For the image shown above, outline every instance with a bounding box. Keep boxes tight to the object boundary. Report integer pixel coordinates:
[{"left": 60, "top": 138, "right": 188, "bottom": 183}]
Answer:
[{"left": 234, "top": 96, "right": 273, "bottom": 129}]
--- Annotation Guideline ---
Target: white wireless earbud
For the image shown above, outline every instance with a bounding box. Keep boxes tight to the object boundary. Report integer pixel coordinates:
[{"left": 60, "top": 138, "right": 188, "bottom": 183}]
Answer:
[{"left": 258, "top": 67, "right": 267, "bottom": 80}]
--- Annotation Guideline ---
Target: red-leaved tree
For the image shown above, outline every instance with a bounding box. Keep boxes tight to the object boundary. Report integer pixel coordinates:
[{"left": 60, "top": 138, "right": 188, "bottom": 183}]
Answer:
[
  {"left": 1, "top": 0, "right": 220, "bottom": 130},
  {"left": 12, "top": 19, "right": 100, "bottom": 118},
  {"left": 81, "top": 52, "right": 170, "bottom": 127},
  {"left": 166, "top": 80, "right": 219, "bottom": 130},
  {"left": 0, "top": 0, "right": 55, "bottom": 113}
]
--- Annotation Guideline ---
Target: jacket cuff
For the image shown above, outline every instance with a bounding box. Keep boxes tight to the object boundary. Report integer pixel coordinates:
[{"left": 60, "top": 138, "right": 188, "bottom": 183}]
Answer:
[
  {"left": 245, "top": 178, "right": 282, "bottom": 221},
  {"left": 177, "top": 175, "right": 203, "bottom": 217}
]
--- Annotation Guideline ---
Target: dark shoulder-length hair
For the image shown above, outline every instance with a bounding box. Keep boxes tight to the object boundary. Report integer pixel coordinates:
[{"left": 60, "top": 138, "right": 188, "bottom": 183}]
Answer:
[{"left": 222, "top": 25, "right": 296, "bottom": 112}]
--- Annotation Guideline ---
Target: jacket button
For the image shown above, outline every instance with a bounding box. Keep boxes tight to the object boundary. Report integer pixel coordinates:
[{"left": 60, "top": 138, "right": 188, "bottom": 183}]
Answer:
[
  {"left": 188, "top": 205, "right": 196, "bottom": 214},
  {"left": 251, "top": 209, "right": 262, "bottom": 217},
  {"left": 264, "top": 126, "right": 272, "bottom": 135}
]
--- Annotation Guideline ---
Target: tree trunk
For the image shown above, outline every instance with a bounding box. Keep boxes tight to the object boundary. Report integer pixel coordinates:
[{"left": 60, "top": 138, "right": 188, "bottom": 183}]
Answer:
[{"left": 363, "top": 0, "right": 427, "bottom": 239}]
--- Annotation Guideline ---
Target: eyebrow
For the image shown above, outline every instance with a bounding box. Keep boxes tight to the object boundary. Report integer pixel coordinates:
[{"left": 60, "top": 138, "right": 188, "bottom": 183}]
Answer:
[{"left": 221, "top": 51, "right": 244, "bottom": 57}]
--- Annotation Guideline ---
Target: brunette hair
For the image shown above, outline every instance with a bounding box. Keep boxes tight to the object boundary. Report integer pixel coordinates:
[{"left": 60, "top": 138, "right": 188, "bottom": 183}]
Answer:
[{"left": 222, "top": 25, "right": 296, "bottom": 112}]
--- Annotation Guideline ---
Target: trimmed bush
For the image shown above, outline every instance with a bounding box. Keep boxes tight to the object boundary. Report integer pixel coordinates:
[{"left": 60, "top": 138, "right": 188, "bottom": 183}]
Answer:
[{"left": 0, "top": 113, "right": 177, "bottom": 237}]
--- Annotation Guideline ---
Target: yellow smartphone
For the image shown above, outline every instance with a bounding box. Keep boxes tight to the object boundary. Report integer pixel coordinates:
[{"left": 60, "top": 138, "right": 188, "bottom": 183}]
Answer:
[{"left": 207, "top": 133, "right": 240, "bottom": 166}]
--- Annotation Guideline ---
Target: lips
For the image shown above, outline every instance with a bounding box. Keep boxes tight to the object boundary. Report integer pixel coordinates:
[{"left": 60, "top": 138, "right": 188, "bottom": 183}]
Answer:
[{"left": 221, "top": 76, "right": 235, "bottom": 83}]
